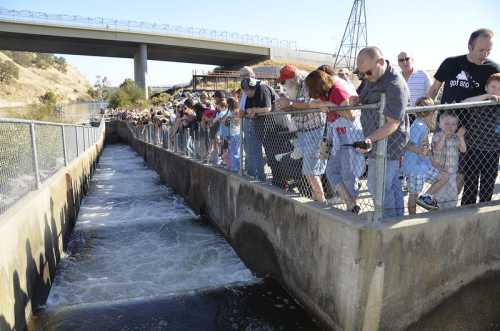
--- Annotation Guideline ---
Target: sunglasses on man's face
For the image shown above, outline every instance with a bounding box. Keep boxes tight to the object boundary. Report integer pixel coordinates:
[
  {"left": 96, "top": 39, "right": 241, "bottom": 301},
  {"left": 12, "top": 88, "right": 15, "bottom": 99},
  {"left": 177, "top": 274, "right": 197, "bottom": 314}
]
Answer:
[{"left": 398, "top": 57, "right": 410, "bottom": 63}]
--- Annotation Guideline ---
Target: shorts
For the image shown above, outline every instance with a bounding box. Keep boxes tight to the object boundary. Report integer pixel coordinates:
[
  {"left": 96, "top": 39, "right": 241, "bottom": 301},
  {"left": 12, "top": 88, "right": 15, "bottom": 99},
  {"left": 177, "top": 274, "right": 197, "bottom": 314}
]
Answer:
[
  {"left": 297, "top": 127, "right": 327, "bottom": 176},
  {"left": 407, "top": 167, "right": 440, "bottom": 194}
]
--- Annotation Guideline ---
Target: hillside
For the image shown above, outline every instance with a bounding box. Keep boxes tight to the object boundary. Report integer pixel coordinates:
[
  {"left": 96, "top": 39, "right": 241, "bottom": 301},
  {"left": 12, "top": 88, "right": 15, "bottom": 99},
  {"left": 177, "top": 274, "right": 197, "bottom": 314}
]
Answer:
[{"left": 0, "top": 51, "right": 91, "bottom": 108}]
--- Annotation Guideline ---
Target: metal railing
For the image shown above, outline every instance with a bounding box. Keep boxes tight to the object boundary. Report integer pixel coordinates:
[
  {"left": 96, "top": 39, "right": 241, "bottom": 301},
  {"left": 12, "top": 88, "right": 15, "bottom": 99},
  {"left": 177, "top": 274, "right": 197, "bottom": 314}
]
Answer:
[
  {"left": 0, "top": 7, "right": 297, "bottom": 49},
  {"left": 124, "top": 99, "right": 500, "bottom": 222},
  {"left": 0, "top": 118, "right": 104, "bottom": 215}
]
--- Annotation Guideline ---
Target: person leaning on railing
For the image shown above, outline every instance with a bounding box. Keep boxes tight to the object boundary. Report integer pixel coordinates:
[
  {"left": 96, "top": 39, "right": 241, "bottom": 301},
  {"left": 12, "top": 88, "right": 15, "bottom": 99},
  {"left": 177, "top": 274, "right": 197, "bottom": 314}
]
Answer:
[
  {"left": 239, "top": 67, "right": 266, "bottom": 181},
  {"left": 242, "top": 77, "right": 287, "bottom": 185},
  {"left": 426, "top": 28, "right": 500, "bottom": 206},
  {"left": 277, "top": 64, "right": 327, "bottom": 202},
  {"left": 351, "top": 46, "right": 410, "bottom": 218},
  {"left": 460, "top": 73, "right": 500, "bottom": 205},
  {"left": 303, "top": 69, "right": 364, "bottom": 213}
]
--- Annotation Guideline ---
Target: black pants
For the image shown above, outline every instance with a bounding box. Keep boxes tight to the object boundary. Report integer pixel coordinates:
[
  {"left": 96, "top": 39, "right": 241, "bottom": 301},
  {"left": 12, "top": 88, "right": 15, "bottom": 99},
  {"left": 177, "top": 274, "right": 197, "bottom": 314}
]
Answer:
[{"left": 461, "top": 148, "right": 499, "bottom": 205}]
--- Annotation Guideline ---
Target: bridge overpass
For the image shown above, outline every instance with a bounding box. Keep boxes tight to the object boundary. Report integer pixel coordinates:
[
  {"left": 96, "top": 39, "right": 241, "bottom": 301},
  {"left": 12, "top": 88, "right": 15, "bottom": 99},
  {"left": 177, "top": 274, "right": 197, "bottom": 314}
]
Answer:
[{"left": 0, "top": 9, "right": 275, "bottom": 97}]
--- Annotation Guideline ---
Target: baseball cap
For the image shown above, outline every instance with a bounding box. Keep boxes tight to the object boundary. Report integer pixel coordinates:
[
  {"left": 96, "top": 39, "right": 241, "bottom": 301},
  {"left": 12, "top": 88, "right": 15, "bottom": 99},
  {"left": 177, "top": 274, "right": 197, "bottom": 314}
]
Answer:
[{"left": 279, "top": 64, "right": 297, "bottom": 83}]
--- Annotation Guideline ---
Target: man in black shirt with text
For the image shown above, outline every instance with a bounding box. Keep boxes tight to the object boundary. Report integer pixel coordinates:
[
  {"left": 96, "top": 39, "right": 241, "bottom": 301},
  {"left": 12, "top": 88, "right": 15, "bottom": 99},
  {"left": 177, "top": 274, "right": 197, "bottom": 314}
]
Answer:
[{"left": 428, "top": 28, "right": 500, "bottom": 205}]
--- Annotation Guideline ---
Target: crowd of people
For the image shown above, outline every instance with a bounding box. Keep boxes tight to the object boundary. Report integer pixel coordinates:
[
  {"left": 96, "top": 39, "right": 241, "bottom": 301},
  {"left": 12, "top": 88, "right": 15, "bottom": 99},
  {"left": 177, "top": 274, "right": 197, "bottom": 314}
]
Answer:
[{"left": 112, "top": 28, "right": 499, "bottom": 218}]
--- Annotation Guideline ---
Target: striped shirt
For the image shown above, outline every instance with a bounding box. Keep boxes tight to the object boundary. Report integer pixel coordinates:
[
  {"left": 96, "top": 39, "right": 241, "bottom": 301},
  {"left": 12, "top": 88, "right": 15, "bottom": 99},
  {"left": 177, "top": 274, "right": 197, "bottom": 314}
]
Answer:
[{"left": 406, "top": 69, "right": 432, "bottom": 106}]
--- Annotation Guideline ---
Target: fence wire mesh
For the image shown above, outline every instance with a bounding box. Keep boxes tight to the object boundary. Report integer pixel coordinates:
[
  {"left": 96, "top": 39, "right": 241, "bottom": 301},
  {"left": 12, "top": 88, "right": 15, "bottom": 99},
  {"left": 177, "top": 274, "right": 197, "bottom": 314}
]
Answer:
[
  {"left": 0, "top": 119, "right": 104, "bottom": 215},
  {"left": 401, "top": 102, "right": 500, "bottom": 217},
  {"left": 0, "top": 122, "right": 35, "bottom": 213},
  {"left": 124, "top": 100, "right": 499, "bottom": 221},
  {"left": 35, "top": 123, "right": 65, "bottom": 181}
]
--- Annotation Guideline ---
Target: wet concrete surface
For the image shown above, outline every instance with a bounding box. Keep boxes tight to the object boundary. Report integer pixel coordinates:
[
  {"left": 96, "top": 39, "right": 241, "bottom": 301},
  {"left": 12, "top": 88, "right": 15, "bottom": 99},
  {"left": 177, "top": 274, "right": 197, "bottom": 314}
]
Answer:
[{"left": 29, "top": 278, "right": 322, "bottom": 331}]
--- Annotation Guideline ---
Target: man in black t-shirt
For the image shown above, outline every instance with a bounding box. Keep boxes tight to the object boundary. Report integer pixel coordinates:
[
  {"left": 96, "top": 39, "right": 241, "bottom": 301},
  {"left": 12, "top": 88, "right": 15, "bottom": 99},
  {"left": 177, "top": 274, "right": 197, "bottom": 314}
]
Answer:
[
  {"left": 428, "top": 29, "right": 500, "bottom": 104},
  {"left": 427, "top": 29, "right": 500, "bottom": 206}
]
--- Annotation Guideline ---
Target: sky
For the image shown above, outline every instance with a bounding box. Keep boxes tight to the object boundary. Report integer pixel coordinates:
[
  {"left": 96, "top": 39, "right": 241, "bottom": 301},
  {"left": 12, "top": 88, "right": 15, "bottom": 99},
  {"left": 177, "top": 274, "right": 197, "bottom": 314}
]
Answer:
[{"left": 1, "top": 0, "right": 499, "bottom": 86}]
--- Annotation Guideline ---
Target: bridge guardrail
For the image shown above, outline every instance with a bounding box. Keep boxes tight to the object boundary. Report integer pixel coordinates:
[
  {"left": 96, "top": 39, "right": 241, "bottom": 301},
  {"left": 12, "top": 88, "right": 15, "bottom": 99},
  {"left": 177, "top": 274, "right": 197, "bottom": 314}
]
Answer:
[
  {"left": 0, "top": 7, "right": 297, "bottom": 49},
  {"left": 0, "top": 118, "right": 104, "bottom": 215}
]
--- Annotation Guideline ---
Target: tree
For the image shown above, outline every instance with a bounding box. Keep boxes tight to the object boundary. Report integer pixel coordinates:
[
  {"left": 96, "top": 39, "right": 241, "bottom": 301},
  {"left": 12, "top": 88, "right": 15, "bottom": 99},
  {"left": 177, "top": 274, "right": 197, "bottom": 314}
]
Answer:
[
  {"left": 0, "top": 60, "right": 19, "bottom": 84},
  {"left": 39, "top": 91, "right": 58, "bottom": 105},
  {"left": 108, "top": 79, "right": 148, "bottom": 108},
  {"left": 54, "top": 56, "right": 67, "bottom": 73}
]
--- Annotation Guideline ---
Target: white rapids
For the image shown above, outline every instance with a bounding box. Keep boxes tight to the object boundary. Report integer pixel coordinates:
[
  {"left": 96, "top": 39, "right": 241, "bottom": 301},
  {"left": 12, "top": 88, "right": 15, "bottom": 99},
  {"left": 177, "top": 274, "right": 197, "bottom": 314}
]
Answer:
[{"left": 47, "top": 144, "right": 255, "bottom": 307}]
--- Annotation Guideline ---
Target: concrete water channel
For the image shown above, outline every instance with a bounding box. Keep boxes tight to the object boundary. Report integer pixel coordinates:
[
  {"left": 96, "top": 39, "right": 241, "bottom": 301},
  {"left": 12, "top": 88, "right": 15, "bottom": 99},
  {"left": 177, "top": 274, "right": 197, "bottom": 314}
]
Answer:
[{"left": 28, "top": 144, "right": 321, "bottom": 330}]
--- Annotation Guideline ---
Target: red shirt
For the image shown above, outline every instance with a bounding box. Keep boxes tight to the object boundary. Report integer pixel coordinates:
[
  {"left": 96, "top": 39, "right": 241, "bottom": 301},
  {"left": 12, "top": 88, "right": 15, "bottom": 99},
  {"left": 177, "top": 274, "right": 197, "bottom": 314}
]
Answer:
[{"left": 320, "top": 82, "right": 352, "bottom": 122}]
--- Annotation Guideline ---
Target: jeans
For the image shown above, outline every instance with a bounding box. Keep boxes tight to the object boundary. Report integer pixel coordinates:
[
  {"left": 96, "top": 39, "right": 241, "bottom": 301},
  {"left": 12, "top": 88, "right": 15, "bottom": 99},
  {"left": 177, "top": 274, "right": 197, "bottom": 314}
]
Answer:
[
  {"left": 229, "top": 134, "right": 241, "bottom": 172},
  {"left": 243, "top": 119, "right": 265, "bottom": 180},
  {"left": 367, "top": 159, "right": 404, "bottom": 219}
]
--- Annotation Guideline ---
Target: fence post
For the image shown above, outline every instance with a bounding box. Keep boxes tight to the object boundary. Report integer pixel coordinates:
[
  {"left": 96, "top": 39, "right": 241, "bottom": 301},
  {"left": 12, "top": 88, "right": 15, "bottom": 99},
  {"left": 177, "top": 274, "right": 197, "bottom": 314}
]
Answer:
[
  {"left": 83, "top": 127, "right": 87, "bottom": 151},
  {"left": 29, "top": 122, "right": 41, "bottom": 189},
  {"left": 239, "top": 117, "right": 244, "bottom": 176},
  {"left": 75, "top": 126, "right": 79, "bottom": 157},
  {"left": 373, "top": 94, "right": 387, "bottom": 223},
  {"left": 61, "top": 125, "right": 68, "bottom": 166}
]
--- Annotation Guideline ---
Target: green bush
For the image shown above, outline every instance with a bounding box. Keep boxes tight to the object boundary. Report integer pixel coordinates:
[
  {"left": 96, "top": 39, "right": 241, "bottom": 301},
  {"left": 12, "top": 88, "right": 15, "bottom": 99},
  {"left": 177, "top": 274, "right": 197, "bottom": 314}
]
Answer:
[
  {"left": 108, "top": 79, "right": 148, "bottom": 108},
  {"left": 0, "top": 60, "right": 19, "bottom": 84},
  {"left": 39, "top": 91, "right": 58, "bottom": 105}
]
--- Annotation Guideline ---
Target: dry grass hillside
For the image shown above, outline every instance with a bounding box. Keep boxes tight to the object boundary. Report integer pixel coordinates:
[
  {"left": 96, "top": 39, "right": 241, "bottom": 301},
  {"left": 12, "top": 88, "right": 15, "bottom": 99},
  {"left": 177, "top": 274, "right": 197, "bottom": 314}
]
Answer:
[{"left": 0, "top": 52, "right": 91, "bottom": 108}]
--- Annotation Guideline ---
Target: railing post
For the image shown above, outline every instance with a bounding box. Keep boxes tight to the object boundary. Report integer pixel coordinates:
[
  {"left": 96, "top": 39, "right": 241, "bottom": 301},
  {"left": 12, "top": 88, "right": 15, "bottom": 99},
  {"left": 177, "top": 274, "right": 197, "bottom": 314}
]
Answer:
[
  {"left": 373, "top": 94, "right": 387, "bottom": 222},
  {"left": 61, "top": 125, "right": 68, "bottom": 166},
  {"left": 75, "top": 126, "right": 79, "bottom": 157},
  {"left": 29, "top": 122, "right": 41, "bottom": 189},
  {"left": 83, "top": 127, "right": 87, "bottom": 151},
  {"left": 239, "top": 117, "right": 244, "bottom": 176}
]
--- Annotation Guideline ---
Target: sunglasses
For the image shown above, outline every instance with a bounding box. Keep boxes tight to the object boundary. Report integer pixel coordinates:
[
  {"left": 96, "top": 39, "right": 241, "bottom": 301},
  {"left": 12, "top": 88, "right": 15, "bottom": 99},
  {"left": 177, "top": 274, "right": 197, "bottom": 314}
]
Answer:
[{"left": 398, "top": 57, "right": 410, "bottom": 62}]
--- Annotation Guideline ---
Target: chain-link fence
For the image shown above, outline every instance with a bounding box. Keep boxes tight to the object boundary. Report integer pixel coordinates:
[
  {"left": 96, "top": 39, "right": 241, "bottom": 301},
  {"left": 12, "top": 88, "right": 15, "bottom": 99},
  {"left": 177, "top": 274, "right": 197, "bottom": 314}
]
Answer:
[
  {"left": 0, "top": 118, "right": 105, "bottom": 215},
  {"left": 401, "top": 101, "right": 500, "bottom": 217},
  {"left": 126, "top": 99, "right": 500, "bottom": 222}
]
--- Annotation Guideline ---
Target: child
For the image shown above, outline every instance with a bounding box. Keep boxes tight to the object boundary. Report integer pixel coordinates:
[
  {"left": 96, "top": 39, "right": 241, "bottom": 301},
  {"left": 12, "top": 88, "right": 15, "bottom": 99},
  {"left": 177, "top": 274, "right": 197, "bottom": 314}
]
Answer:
[
  {"left": 325, "top": 108, "right": 365, "bottom": 214},
  {"left": 403, "top": 97, "right": 449, "bottom": 214},
  {"left": 431, "top": 111, "right": 467, "bottom": 208},
  {"left": 226, "top": 97, "right": 241, "bottom": 172},
  {"left": 457, "top": 73, "right": 498, "bottom": 205}
]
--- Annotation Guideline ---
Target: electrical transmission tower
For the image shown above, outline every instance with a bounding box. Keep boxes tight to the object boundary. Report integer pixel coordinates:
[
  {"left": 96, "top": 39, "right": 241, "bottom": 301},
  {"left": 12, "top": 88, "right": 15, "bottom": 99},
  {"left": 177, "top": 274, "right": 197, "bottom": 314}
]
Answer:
[{"left": 333, "top": 0, "right": 368, "bottom": 71}]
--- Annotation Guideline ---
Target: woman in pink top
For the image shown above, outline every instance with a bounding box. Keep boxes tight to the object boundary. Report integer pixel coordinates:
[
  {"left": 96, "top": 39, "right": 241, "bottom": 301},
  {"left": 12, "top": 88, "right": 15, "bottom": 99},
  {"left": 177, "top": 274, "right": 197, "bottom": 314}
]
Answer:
[{"left": 305, "top": 70, "right": 364, "bottom": 214}]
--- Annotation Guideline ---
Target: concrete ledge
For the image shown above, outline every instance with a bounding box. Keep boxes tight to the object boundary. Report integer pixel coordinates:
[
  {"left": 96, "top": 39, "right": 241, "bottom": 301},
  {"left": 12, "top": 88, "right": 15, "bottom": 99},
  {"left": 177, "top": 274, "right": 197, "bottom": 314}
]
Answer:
[
  {"left": 113, "top": 120, "right": 500, "bottom": 330},
  {"left": 0, "top": 130, "right": 104, "bottom": 331}
]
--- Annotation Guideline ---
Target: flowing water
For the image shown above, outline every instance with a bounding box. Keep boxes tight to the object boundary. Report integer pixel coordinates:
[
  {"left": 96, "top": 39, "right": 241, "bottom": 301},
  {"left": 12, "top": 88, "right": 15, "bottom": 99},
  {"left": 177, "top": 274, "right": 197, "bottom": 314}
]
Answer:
[
  {"left": 32, "top": 144, "right": 321, "bottom": 330},
  {"left": 47, "top": 144, "right": 255, "bottom": 306}
]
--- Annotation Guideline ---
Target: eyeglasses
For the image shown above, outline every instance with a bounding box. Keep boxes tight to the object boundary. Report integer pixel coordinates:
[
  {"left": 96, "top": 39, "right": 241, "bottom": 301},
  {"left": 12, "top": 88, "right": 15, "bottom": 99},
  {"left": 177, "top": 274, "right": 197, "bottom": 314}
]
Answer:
[{"left": 398, "top": 57, "right": 410, "bottom": 62}]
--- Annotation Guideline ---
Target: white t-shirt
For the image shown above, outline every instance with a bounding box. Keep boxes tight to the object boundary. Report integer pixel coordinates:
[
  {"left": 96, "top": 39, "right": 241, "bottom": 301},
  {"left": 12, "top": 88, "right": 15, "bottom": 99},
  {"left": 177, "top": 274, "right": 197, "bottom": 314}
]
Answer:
[{"left": 406, "top": 69, "right": 432, "bottom": 106}]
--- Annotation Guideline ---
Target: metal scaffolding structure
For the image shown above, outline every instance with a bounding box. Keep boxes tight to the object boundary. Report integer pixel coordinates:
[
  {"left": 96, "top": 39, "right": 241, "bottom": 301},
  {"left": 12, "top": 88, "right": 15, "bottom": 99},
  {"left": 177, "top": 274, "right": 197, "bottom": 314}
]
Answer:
[{"left": 333, "top": 0, "right": 368, "bottom": 71}]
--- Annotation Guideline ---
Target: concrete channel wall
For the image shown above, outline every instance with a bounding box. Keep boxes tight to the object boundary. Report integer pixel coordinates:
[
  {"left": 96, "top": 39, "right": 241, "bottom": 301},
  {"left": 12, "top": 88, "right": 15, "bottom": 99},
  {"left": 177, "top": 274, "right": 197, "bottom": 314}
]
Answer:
[
  {"left": 0, "top": 129, "right": 104, "bottom": 331},
  {"left": 112, "top": 121, "right": 500, "bottom": 330}
]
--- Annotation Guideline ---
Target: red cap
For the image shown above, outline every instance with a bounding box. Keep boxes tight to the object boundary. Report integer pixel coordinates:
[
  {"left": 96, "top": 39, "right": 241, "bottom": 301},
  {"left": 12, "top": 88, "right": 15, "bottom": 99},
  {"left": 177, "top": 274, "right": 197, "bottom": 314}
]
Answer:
[{"left": 279, "top": 64, "right": 297, "bottom": 83}]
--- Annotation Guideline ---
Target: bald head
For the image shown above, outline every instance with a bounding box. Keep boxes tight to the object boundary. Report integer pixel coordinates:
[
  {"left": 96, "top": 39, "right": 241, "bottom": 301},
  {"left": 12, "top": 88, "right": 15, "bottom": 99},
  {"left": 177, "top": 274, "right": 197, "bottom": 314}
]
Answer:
[
  {"left": 356, "top": 47, "right": 386, "bottom": 82},
  {"left": 357, "top": 47, "right": 384, "bottom": 62}
]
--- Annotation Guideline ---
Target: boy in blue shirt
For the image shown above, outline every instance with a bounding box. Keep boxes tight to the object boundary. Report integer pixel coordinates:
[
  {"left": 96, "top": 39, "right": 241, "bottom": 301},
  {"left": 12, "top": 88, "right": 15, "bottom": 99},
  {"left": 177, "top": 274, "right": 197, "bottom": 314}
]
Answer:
[{"left": 403, "top": 97, "right": 449, "bottom": 214}]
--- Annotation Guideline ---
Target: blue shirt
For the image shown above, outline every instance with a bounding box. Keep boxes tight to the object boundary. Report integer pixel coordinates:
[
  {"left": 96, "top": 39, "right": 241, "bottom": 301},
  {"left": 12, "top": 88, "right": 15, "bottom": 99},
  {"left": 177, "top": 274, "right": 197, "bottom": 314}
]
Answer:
[{"left": 402, "top": 118, "right": 433, "bottom": 175}]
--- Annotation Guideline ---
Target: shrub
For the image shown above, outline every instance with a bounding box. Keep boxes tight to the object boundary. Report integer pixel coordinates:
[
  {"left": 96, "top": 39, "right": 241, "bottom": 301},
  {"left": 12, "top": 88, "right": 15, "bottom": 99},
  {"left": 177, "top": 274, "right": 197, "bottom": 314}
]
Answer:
[
  {"left": 108, "top": 79, "right": 148, "bottom": 108},
  {"left": 39, "top": 91, "right": 58, "bottom": 105},
  {"left": 0, "top": 60, "right": 19, "bottom": 84}
]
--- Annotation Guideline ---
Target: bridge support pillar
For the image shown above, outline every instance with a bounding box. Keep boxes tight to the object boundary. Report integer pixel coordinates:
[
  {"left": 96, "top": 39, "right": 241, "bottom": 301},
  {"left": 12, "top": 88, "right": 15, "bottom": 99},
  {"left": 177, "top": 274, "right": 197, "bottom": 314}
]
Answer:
[{"left": 134, "top": 44, "right": 149, "bottom": 99}]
